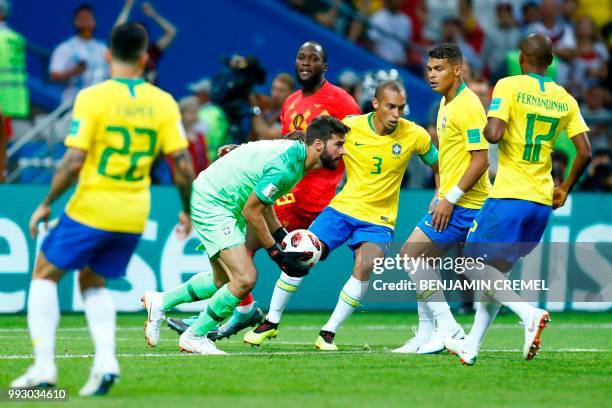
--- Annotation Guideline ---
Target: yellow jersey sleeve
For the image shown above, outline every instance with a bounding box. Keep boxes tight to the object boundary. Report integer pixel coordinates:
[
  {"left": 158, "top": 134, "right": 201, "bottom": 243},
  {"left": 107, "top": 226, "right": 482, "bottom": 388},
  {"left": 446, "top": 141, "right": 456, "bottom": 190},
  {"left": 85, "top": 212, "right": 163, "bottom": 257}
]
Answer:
[
  {"left": 159, "top": 97, "right": 188, "bottom": 154},
  {"left": 415, "top": 126, "right": 432, "bottom": 155},
  {"left": 461, "top": 98, "right": 488, "bottom": 152},
  {"left": 565, "top": 98, "right": 590, "bottom": 138},
  {"left": 487, "top": 78, "right": 514, "bottom": 123},
  {"left": 437, "top": 87, "right": 490, "bottom": 209},
  {"left": 65, "top": 90, "right": 98, "bottom": 151}
]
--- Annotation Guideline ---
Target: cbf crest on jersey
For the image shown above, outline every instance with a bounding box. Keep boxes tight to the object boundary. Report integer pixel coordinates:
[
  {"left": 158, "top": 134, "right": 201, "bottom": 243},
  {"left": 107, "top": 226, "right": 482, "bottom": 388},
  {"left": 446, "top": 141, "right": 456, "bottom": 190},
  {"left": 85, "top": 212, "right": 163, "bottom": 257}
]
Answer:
[
  {"left": 441, "top": 116, "right": 447, "bottom": 129},
  {"left": 392, "top": 143, "right": 402, "bottom": 156}
]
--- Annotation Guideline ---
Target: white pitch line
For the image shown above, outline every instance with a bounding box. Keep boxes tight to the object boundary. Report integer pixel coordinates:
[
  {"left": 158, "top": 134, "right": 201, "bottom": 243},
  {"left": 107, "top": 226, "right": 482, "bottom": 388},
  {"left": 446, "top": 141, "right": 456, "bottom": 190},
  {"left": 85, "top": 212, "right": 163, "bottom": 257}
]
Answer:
[
  {"left": 0, "top": 335, "right": 608, "bottom": 351},
  {"left": 0, "top": 348, "right": 607, "bottom": 360},
  {"left": 0, "top": 337, "right": 379, "bottom": 347},
  {"left": 0, "top": 350, "right": 376, "bottom": 360},
  {"left": 1, "top": 323, "right": 610, "bottom": 333}
]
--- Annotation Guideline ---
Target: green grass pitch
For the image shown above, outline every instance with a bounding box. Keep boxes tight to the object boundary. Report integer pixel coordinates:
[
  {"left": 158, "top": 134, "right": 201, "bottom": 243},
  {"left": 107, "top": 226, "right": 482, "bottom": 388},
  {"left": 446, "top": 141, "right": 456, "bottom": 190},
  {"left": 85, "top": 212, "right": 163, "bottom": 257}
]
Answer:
[{"left": 1, "top": 311, "right": 610, "bottom": 407}]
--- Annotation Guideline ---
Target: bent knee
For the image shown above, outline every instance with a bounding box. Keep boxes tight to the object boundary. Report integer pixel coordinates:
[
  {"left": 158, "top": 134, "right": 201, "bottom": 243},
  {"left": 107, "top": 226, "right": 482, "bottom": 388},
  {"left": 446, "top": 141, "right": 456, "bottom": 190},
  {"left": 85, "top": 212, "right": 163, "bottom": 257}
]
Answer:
[
  {"left": 33, "top": 252, "right": 64, "bottom": 281},
  {"left": 234, "top": 268, "right": 257, "bottom": 292},
  {"left": 79, "top": 268, "right": 105, "bottom": 292}
]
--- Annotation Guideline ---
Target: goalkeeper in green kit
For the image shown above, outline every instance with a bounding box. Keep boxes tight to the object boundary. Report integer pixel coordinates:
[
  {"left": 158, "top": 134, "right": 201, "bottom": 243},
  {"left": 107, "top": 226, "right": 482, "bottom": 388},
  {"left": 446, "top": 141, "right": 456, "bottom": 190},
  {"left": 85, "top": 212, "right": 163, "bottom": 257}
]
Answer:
[{"left": 142, "top": 116, "right": 349, "bottom": 355}]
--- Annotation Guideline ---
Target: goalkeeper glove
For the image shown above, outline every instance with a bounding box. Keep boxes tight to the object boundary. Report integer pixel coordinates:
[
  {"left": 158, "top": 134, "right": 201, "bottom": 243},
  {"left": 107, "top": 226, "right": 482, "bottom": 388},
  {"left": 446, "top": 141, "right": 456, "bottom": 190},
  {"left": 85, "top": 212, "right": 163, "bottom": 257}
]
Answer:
[
  {"left": 272, "top": 227, "right": 288, "bottom": 244},
  {"left": 266, "top": 243, "right": 310, "bottom": 277}
]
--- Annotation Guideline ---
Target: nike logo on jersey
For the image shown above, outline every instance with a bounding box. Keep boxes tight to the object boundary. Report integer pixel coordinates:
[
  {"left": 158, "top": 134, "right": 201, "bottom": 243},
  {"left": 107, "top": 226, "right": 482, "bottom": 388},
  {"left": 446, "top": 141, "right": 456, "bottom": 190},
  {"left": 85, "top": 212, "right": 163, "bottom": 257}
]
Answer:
[{"left": 355, "top": 142, "right": 366, "bottom": 146}]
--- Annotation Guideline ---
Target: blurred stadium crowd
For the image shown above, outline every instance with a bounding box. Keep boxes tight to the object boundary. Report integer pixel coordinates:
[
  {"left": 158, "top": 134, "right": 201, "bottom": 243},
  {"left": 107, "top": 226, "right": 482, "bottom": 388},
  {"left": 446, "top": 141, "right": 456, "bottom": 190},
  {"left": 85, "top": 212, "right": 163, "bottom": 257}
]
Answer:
[{"left": 0, "top": 0, "right": 610, "bottom": 190}]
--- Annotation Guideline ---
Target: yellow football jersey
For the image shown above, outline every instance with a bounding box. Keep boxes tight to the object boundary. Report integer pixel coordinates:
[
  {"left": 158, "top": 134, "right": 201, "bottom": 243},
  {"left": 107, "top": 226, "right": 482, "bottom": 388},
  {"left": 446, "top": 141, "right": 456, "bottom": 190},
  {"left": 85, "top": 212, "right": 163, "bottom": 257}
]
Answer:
[
  {"left": 436, "top": 83, "right": 491, "bottom": 209},
  {"left": 64, "top": 78, "right": 188, "bottom": 233},
  {"left": 487, "top": 74, "right": 589, "bottom": 205},
  {"left": 330, "top": 113, "right": 435, "bottom": 228}
]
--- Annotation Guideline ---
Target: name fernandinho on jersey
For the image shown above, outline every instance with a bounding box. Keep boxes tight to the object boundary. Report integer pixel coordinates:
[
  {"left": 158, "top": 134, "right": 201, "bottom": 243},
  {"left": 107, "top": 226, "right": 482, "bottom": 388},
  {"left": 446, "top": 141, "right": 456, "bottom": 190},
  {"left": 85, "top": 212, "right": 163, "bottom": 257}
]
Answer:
[{"left": 516, "top": 92, "right": 569, "bottom": 113}]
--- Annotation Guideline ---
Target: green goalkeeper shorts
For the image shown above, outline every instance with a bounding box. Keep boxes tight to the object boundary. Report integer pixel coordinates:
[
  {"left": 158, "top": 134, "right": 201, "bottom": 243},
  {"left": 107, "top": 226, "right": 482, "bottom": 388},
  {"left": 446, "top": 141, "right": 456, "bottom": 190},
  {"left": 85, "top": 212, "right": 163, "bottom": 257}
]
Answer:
[{"left": 190, "top": 182, "right": 247, "bottom": 259}]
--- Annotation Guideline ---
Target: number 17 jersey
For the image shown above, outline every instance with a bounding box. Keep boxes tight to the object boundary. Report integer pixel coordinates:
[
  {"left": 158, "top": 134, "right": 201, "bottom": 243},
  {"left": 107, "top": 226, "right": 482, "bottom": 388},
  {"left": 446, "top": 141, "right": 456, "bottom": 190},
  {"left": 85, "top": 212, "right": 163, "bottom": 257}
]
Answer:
[
  {"left": 487, "top": 74, "right": 589, "bottom": 205},
  {"left": 64, "top": 79, "right": 188, "bottom": 233}
]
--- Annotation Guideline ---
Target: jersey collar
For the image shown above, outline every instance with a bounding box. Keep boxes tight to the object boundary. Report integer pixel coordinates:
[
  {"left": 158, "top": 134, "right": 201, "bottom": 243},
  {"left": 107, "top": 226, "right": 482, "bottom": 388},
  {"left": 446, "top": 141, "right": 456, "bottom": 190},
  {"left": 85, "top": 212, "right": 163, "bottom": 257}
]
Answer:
[
  {"left": 455, "top": 81, "right": 467, "bottom": 97},
  {"left": 112, "top": 78, "right": 146, "bottom": 97},
  {"left": 527, "top": 73, "right": 552, "bottom": 92},
  {"left": 367, "top": 112, "right": 399, "bottom": 137}
]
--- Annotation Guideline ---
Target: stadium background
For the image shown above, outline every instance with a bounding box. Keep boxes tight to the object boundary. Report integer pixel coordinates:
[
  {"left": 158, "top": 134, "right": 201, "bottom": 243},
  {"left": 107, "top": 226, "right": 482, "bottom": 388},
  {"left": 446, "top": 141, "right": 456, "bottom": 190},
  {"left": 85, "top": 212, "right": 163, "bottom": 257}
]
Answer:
[{"left": 0, "top": 0, "right": 610, "bottom": 313}]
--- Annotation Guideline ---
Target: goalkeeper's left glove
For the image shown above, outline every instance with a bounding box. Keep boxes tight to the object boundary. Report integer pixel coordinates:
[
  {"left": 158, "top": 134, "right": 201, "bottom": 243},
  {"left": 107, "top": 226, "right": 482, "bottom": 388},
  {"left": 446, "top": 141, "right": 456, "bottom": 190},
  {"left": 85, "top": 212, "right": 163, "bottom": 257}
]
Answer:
[{"left": 272, "top": 227, "right": 288, "bottom": 244}]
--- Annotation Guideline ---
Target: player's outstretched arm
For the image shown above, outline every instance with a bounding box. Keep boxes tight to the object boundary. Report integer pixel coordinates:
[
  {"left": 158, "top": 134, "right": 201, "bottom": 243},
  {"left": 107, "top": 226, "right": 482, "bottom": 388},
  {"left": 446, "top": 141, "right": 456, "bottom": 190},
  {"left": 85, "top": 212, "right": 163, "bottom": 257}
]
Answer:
[
  {"left": 483, "top": 117, "right": 506, "bottom": 144},
  {"left": 29, "top": 148, "right": 86, "bottom": 237},
  {"left": 114, "top": 0, "right": 135, "bottom": 27},
  {"left": 553, "top": 133, "right": 592, "bottom": 209},
  {"left": 143, "top": 2, "right": 178, "bottom": 51},
  {"left": 170, "top": 149, "right": 195, "bottom": 238}
]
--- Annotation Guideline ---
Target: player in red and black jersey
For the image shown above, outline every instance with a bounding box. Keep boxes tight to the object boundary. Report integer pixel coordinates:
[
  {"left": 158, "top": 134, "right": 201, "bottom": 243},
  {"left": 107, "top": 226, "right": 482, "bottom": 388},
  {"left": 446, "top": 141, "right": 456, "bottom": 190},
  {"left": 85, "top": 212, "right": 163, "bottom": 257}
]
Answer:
[
  {"left": 275, "top": 41, "right": 360, "bottom": 230},
  {"left": 167, "top": 41, "right": 359, "bottom": 339}
]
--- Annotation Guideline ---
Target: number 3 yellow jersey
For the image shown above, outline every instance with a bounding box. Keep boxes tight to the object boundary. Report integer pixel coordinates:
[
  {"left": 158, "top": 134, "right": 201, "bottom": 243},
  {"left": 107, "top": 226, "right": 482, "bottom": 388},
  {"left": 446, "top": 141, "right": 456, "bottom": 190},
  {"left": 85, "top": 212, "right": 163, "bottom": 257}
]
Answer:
[
  {"left": 487, "top": 74, "right": 589, "bottom": 205},
  {"left": 64, "top": 78, "right": 188, "bottom": 233},
  {"left": 329, "top": 113, "right": 435, "bottom": 228}
]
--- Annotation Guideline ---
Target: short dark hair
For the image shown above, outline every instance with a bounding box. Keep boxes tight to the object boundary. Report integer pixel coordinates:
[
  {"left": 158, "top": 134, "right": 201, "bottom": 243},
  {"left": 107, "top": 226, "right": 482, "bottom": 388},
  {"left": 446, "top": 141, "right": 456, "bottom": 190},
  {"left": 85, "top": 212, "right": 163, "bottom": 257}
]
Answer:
[
  {"left": 428, "top": 43, "right": 463, "bottom": 65},
  {"left": 73, "top": 3, "right": 94, "bottom": 19},
  {"left": 374, "top": 80, "right": 405, "bottom": 100},
  {"left": 305, "top": 116, "right": 349, "bottom": 145},
  {"left": 300, "top": 41, "right": 328, "bottom": 63},
  {"left": 520, "top": 33, "right": 554, "bottom": 68},
  {"left": 110, "top": 23, "right": 148, "bottom": 64}
]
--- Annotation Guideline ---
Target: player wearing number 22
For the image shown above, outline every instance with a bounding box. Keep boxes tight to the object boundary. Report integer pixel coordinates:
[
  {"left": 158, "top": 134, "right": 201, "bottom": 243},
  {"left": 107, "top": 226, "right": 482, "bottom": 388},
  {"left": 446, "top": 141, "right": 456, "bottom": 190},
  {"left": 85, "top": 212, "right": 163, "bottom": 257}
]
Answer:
[
  {"left": 445, "top": 33, "right": 592, "bottom": 365},
  {"left": 12, "top": 24, "right": 195, "bottom": 395},
  {"left": 245, "top": 80, "right": 440, "bottom": 350}
]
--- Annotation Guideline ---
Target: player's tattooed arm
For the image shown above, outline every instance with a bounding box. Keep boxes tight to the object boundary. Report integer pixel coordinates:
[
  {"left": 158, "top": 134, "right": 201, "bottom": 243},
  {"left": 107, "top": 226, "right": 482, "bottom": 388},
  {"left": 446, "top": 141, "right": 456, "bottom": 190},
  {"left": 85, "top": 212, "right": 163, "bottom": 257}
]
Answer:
[
  {"left": 171, "top": 149, "right": 195, "bottom": 214},
  {"left": 29, "top": 148, "right": 86, "bottom": 237},
  {"left": 43, "top": 147, "right": 87, "bottom": 206}
]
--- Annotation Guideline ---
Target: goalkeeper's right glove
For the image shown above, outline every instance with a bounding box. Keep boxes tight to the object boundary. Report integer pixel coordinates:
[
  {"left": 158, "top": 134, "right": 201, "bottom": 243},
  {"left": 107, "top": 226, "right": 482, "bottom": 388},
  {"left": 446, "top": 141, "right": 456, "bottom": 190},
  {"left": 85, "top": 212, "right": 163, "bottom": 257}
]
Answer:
[{"left": 266, "top": 243, "right": 310, "bottom": 277}]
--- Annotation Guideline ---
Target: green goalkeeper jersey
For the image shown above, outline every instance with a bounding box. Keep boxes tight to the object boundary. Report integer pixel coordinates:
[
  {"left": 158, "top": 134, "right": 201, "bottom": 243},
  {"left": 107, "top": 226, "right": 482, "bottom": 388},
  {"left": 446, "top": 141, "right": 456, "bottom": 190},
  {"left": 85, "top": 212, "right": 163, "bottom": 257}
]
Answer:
[{"left": 192, "top": 139, "right": 307, "bottom": 216}]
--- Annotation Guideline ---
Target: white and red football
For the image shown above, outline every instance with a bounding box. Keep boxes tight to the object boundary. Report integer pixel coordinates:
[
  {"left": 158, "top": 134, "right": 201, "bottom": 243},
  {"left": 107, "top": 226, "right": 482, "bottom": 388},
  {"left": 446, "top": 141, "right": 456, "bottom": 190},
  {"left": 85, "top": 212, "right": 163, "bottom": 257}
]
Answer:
[{"left": 280, "top": 229, "right": 322, "bottom": 268}]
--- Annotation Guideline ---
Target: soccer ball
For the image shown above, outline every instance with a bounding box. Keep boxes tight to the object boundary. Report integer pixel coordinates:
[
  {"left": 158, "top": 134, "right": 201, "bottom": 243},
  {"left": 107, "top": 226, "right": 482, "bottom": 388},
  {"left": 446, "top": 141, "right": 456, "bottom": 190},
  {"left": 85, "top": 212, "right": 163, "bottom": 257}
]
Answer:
[{"left": 280, "top": 229, "right": 322, "bottom": 268}]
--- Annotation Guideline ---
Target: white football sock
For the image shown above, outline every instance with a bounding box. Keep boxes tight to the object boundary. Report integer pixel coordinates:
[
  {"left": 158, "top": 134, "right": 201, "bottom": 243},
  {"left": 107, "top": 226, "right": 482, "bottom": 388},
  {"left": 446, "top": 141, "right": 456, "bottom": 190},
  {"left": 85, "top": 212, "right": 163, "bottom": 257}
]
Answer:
[
  {"left": 83, "top": 287, "right": 119, "bottom": 374},
  {"left": 266, "top": 273, "right": 303, "bottom": 324},
  {"left": 416, "top": 301, "right": 435, "bottom": 339},
  {"left": 235, "top": 302, "right": 254, "bottom": 315},
  {"left": 411, "top": 264, "right": 457, "bottom": 333},
  {"left": 28, "top": 279, "right": 59, "bottom": 369},
  {"left": 463, "top": 301, "right": 501, "bottom": 353},
  {"left": 428, "top": 299, "right": 458, "bottom": 333},
  {"left": 321, "top": 276, "right": 369, "bottom": 333},
  {"left": 480, "top": 265, "right": 534, "bottom": 324}
]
